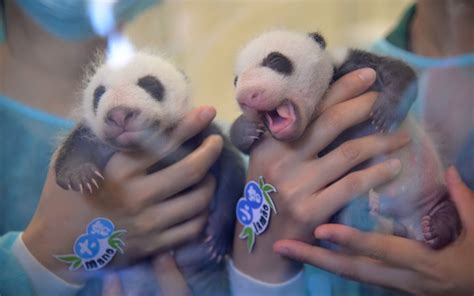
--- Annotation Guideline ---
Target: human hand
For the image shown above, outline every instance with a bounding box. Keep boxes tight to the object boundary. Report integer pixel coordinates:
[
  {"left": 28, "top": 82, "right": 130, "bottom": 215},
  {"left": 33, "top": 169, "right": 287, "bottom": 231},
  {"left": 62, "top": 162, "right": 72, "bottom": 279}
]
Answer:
[
  {"left": 232, "top": 68, "right": 411, "bottom": 283},
  {"left": 102, "top": 253, "right": 191, "bottom": 296},
  {"left": 274, "top": 166, "right": 474, "bottom": 296},
  {"left": 23, "top": 106, "right": 221, "bottom": 284}
]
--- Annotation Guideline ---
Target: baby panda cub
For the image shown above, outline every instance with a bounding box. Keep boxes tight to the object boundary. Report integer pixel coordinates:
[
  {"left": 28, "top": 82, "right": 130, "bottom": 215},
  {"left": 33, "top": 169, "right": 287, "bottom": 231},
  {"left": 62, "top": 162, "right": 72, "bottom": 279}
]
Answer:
[
  {"left": 230, "top": 30, "right": 460, "bottom": 249},
  {"left": 53, "top": 51, "right": 245, "bottom": 294}
]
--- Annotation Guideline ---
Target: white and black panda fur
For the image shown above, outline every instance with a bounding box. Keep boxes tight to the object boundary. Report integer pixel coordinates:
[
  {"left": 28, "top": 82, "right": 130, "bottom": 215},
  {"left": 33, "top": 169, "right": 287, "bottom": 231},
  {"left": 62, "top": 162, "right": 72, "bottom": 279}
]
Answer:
[
  {"left": 53, "top": 51, "right": 245, "bottom": 295},
  {"left": 230, "top": 30, "right": 460, "bottom": 249}
]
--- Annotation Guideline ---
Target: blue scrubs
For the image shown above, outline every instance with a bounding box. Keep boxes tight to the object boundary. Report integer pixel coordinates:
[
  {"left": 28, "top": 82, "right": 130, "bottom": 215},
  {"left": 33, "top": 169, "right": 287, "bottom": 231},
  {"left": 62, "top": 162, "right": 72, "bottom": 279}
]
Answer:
[{"left": 0, "top": 95, "right": 73, "bottom": 294}]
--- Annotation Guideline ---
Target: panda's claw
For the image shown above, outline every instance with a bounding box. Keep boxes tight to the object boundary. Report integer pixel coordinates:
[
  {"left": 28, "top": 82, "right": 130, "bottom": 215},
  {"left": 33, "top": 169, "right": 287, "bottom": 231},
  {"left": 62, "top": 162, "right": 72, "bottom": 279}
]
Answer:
[
  {"left": 91, "top": 178, "right": 100, "bottom": 190},
  {"left": 370, "top": 91, "right": 411, "bottom": 134},
  {"left": 204, "top": 235, "right": 213, "bottom": 243},
  {"left": 79, "top": 184, "right": 84, "bottom": 194},
  {"left": 67, "top": 184, "right": 72, "bottom": 191},
  {"left": 207, "top": 245, "right": 214, "bottom": 254},
  {"left": 86, "top": 183, "right": 93, "bottom": 194},
  {"left": 230, "top": 115, "right": 264, "bottom": 154},
  {"left": 94, "top": 171, "right": 105, "bottom": 180}
]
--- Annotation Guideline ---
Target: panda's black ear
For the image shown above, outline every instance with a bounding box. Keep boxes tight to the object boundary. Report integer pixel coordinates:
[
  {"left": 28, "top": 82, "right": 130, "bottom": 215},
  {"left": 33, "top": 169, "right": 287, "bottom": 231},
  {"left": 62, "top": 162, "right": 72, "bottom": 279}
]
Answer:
[{"left": 308, "top": 32, "right": 326, "bottom": 49}]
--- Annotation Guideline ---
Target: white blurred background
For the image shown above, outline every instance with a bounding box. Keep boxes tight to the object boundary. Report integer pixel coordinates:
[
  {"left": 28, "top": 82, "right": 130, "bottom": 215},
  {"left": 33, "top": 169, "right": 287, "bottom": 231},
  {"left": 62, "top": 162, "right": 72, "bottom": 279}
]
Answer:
[{"left": 124, "top": 0, "right": 412, "bottom": 122}]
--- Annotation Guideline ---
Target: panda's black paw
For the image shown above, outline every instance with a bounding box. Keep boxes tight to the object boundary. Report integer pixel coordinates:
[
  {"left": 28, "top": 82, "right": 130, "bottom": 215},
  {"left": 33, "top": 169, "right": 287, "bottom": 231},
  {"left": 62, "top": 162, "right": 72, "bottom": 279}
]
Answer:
[
  {"left": 203, "top": 233, "right": 230, "bottom": 264},
  {"left": 369, "top": 94, "right": 406, "bottom": 133},
  {"left": 230, "top": 115, "right": 265, "bottom": 154},
  {"left": 56, "top": 162, "right": 104, "bottom": 195}
]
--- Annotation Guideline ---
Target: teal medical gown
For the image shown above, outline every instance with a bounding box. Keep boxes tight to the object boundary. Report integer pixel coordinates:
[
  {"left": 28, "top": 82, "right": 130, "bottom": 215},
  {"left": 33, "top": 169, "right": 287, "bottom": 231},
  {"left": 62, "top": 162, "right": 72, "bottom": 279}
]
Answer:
[
  {"left": 1, "top": 6, "right": 474, "bottom": 295},
  {"left": 0, "top": 95, "right": 73, "bottom": 294}
]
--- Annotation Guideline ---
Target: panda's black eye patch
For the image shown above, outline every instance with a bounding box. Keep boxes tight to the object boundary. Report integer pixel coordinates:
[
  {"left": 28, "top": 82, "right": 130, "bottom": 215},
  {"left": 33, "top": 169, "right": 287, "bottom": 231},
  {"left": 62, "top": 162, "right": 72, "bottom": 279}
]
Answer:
[
  {"left": 261, "top": 51, "right": 293, "bottom": 75},
  {"left": 234, "top": 76, "right": 238, "bottom": 87},
  {"left": 137, "top": 75, "right": 165, "bottom": 102},
  {"left": 93, "top": 85, "right": 106, "bottom": 114}
]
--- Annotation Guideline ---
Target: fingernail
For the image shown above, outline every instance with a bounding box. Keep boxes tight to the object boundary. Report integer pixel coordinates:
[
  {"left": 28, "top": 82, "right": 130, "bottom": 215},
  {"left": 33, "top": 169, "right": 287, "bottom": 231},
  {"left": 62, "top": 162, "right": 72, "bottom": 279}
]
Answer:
[
  {"left": 388, "top": 159, "right": 402, "bottom": 175},
  {"left": 447, "top": 166, "right": 462, "bottom": 184},
  {"left": 314, "top": 228, "right": 328, "bottom": 239},
  {"left": 399, "top": 133, "right": 411, "bottom": 144},
  {"left": 200, "top": 107, "right": 215, "bottom": 121},
  {"left": 274, "top": 245, "right": 289, "bottom": 256},
  {"left": 357, "top": 68, "right": 376, "bottom": 83}
]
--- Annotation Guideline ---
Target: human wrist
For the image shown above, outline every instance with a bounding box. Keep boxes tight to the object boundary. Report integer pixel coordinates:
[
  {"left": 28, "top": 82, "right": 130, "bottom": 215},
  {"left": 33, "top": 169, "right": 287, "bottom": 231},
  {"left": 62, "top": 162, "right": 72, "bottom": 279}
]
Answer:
[
  {"left": 23, "top": 215, "right": 85, "bottom": 284},
  {"left": 227, "top": 257, "right": 306, "bottom": 296},
  {"left": 232, "top": 219, "right": 302, "bottom": 283},
  {"left": 12, "top": 232, "right": 83, "bottom": 295}
]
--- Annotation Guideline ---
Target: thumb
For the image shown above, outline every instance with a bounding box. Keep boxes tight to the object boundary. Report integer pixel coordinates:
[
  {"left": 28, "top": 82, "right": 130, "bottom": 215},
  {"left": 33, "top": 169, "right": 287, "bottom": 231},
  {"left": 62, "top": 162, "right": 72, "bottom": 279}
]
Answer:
[
  {"left": 102, "top": 273, "right": 124, "bottom": 296},
  {"left": 446, "top": 166, "right": 474, "bottom": 227},
  {"left": 152, "top": 252, "right": 191, "bottom": 296}
]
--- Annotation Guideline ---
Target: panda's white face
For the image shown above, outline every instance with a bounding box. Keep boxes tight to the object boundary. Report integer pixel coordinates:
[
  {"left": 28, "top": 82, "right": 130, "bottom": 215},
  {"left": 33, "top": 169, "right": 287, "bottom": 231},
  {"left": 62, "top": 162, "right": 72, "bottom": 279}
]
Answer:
[
  {"left": 235, "top": 30, "right": 334, "bottom": 141},
  {"left": 82, "top": 51, "right": 191, "bottom": 150}
]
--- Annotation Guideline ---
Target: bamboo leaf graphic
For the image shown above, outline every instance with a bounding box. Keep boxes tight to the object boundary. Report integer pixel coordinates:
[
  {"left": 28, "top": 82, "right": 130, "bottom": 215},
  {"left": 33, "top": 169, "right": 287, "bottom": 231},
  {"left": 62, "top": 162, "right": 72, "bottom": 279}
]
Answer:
[
  {"left": 247, "top": 231, "right": 255, "bottom": 253},
  {"left": 239, "top": 227, "right": 252, "bottom": 239},
  {"left": 109, "top": 238, "right": 125, "bottom": 254},
  {"left": 55, "top": 255, "right": 79, "bottom": 263},
  {"left": 110, "top": 229, "right": 127, "bottom": 240},
  {"left": 263, "top": 191, "right": 278, "bottom": 214},
  {"left": 263, "top": 184, "right": 276, "bottom": 193},
  {"left": 259, "top": 177, "right": 277, "bottom": 214},
  {"left": 71, "top": 259, "right": 82, "bottom": 271}
]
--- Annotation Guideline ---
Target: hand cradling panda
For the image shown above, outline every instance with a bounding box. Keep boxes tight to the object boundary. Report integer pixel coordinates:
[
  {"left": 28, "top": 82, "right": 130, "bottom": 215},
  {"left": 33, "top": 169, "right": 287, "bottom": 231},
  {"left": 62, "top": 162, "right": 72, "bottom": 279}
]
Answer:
[
  {"left": 230, "top": 30, "right": 461, "bottom": 249},
  {"left": 53, "top": 51, "right": 245, "bottom": 295}
]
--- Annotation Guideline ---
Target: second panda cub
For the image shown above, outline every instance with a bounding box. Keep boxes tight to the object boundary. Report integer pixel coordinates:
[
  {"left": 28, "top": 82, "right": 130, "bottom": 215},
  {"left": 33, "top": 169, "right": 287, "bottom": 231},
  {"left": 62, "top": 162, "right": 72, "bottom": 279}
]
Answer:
[
  {"left": 230, "top": 30, "right": 460, "bottom": 249},
  {"left": 53, "top": 51, "right": 245, "bottom": 293},
  {"left": 230, "top": 30, "right": 417, "bottom": 152}
]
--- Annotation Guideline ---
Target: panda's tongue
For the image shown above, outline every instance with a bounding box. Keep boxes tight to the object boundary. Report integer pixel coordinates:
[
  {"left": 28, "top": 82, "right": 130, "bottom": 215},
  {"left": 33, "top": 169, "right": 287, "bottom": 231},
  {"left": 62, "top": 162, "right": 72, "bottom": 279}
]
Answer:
[{"left": 264, "top": 101, "right": 295, "bottom": 134}]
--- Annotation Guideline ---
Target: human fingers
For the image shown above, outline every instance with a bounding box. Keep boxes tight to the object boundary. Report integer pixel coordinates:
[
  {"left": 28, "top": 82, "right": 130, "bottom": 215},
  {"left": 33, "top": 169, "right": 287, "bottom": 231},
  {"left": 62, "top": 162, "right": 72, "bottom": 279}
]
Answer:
[
  {"left": 145, "top": 212, "right": 208, "bottom": 255},
  {"left": 319, "top": 67, "right": 376, "bottom": 112},
  {"left": 107, "top": 106, "right": 216, "bottom": 179},
  {"left": 152, "top": 253, "right": 191, "bottom": 296},
  {"left": 446, "top": 166, "right": 474, "bottom": 228},
  {"left": 102, "top": 273, "right": 123, "bottom": 296},
  {"left": 313, "top": 224, "right": 433, "bottom": 269},
  {"left": 130, "top": 136, "right": 222, "bottom": 206},
  {"left": 298, "top": 91, "right": 378, "bottom": 158},
  {"left": 137, "top": 175, "right": 215, "bottom": 231},
  {"left": 273, "top": 239, "right": 414, "bottom": 292},
  {"left": 302, "top": 132, "right": 409, "bottom": 194},
  {"left": 301, "top": 159, "right": 402, "bottom": 225}
]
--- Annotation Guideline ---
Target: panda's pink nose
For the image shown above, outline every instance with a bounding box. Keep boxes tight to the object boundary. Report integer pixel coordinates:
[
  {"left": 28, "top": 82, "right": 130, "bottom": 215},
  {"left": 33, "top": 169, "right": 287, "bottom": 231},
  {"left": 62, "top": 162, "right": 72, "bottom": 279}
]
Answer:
[
  {"left": 105, "top": 107, "right": 140, "bottom": 128},
  {"left": 237, "top": 89, "right": 265, "bottom": 107}
]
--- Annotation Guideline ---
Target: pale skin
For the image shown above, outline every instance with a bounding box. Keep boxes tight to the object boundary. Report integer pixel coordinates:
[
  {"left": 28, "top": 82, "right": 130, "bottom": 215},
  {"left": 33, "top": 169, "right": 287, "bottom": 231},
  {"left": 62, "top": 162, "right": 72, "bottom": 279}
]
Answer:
[
  {"left": 1, "top": 0, "right": 218, "bottom": 287},
  {"left": 272, "top": 0, "right": 474, "bottom": 294},
  {"left": 274, "top": 167, "right": 474, "bottom": 295},
  {"left": 231, "top": 68, "right": 412, "bottom": 283},
  {"left": 23, "top": 106, "right": 221, "bottom": 284},
  {"left": 123, "top": 0, "right": 474, "bottom": 292}
]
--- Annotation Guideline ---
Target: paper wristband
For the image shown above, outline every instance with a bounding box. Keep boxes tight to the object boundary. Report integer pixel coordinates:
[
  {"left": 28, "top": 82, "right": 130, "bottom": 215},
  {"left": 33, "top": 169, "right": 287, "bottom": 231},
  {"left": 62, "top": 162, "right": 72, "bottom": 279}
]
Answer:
[
  {"left": 54, "top": 217, "right": 126, "bottom": 271},
  {"left": 236, "top": 176, "right": 277, "bottom": 252}
]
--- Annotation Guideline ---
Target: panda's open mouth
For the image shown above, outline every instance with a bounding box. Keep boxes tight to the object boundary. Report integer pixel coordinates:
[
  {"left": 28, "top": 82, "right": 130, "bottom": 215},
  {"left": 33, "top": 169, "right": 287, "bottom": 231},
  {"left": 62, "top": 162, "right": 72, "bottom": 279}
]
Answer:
[{"left": 261, "top": 100, "right": 297, "bottom": 139}]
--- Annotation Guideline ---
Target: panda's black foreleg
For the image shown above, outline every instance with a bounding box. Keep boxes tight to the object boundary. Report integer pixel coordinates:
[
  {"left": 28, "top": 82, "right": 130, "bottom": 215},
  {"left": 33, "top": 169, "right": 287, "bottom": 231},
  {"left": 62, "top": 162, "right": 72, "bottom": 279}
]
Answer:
[
  {"left": 54, "top": 124, "right": 115, "bottom": 194},
  {"left": 230, "top": 114, "right": 265, "bottom": 154},
  {"left": 334, "top": 49, "right": 417, "bottom": 132},
  {"left": 205, "top": 140, "right": 246, "bottom": 262}
]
